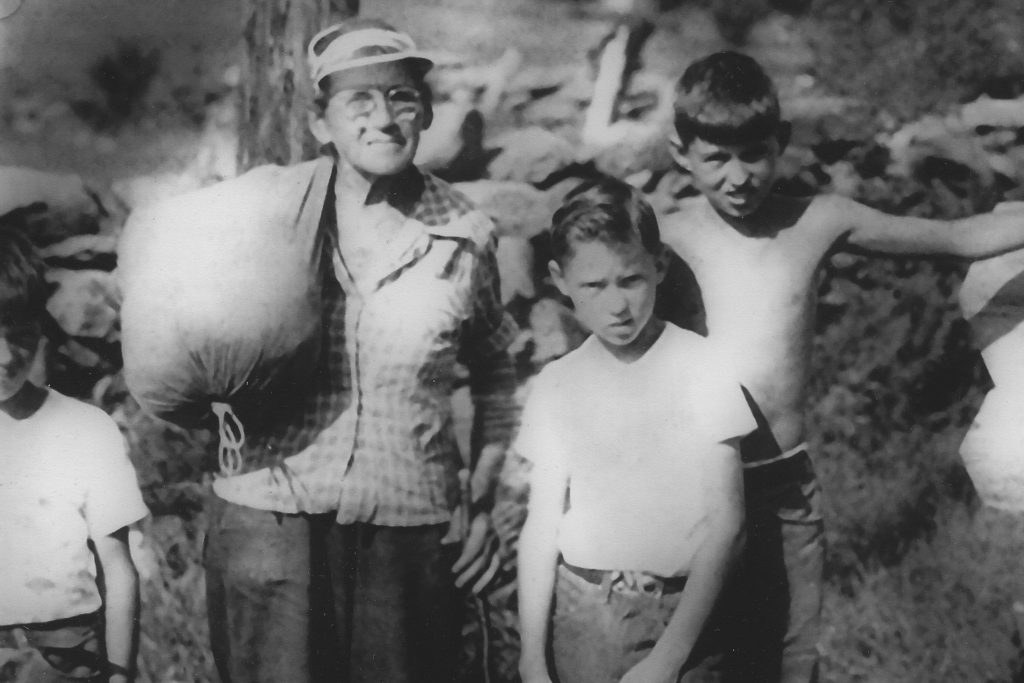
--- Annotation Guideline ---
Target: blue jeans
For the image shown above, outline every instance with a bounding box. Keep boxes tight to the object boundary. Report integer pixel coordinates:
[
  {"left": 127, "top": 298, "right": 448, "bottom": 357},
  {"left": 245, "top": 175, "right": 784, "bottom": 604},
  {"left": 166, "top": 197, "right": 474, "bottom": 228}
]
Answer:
[
  {"left": 551, "top": 564, "right": 726, "bottom": 683},
  {"left": 0, "top": 612, "right": 104, "bottom": 682},
  {"left": 726, "top": 452, "right": 825, "bottom": 683}
]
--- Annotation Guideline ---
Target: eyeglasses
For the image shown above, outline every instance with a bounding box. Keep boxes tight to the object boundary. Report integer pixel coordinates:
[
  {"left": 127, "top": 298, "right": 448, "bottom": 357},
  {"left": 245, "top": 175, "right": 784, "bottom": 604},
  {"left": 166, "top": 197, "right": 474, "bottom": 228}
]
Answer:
[{"left": 334, "top": 85, "right": 423, "bottom": 121}]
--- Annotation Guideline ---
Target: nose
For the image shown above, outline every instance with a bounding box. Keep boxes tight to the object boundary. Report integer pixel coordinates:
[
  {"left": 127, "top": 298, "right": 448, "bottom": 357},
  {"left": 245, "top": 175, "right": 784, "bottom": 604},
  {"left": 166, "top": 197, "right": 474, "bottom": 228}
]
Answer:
[
  {"left": 366, "top": 91, "right": 398, "bottom": 127},
  {"left": 723, "top": 159, "right": 750, "bottom": 187},
  {"left": 604, "top": 286, "right": 630, "bottom": 316}
]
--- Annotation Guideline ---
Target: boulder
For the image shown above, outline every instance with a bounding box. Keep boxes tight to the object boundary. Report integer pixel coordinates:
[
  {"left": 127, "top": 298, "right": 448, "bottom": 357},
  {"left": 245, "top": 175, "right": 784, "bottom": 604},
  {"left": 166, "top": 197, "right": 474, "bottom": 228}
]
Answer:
[
  {"left": 528, "top": 297, "right": 587, "bottom": 366},
  {"left": 495, "top": 236, "right": 536, "bottom": 304},
  {"left": 454, "top": 180, "right": 559, "bottom": 239},
  {"left": 0, "top": 167, "right": 102, "bottom": 244},
  {"left": 39, "top": 234, "right": 118, "bottom": 270},
  {"left": 415, "top": 94, "right": 487, "bottom": 181},
  {"left": 487, "top": 127, "right": 577, "bottom": 184},
  {"left": 961, "top": 95, "right": 1024, "bottom": 130},
  {"left": 45, "top": 269, "right": 120, "bottom": 341},
  {"left": 110, "top": 171, "right": 205, "bottom": 212}
]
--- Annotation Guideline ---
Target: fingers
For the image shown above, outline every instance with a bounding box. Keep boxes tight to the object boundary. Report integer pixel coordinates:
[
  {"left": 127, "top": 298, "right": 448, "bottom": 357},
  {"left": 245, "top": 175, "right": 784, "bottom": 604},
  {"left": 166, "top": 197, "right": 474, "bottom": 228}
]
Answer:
[
  {"left": 470, "top": 551, "right": 502, "bottom": 594},
  {"left": 451, "top": 519, "right": 486, "bottom": 573}
]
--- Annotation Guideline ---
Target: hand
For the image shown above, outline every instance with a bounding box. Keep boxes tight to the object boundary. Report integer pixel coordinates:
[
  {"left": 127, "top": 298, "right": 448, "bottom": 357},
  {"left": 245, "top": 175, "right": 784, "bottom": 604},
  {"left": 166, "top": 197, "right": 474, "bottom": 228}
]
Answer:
[
  {"left": 618, "top": 652, "right": 680, "bottom": 683},
  {"left": 443, "top": 510, "right": 501, "bottom": 593}
]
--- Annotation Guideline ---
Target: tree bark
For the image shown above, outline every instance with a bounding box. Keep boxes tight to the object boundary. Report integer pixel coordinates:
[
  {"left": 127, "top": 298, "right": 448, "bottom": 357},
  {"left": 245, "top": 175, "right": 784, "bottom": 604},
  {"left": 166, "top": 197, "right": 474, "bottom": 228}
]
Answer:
[{"left": 238, "top": 0, "right": 358, "bottom": 170}]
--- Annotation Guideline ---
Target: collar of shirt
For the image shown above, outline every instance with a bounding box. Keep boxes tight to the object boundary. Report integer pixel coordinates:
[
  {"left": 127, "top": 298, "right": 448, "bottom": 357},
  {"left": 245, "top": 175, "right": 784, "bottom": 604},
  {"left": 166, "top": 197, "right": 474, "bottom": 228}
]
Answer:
[{"left": 326, "top": 165, "right": 485, "bottom": 293}]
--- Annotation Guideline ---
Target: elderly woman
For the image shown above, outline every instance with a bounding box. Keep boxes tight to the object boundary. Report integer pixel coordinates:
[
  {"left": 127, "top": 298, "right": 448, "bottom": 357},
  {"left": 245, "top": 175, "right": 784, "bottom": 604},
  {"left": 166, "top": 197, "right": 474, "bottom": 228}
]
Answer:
[{"left": 204, "top": 18, "right": 517, "bottom": 683}]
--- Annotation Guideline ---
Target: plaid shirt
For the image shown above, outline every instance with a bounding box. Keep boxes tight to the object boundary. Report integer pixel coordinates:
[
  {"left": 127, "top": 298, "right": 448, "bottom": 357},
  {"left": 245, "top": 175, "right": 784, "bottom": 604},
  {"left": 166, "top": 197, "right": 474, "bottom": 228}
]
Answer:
[{"left": 213, "top": 166, "right": 518, "bottom": 524}]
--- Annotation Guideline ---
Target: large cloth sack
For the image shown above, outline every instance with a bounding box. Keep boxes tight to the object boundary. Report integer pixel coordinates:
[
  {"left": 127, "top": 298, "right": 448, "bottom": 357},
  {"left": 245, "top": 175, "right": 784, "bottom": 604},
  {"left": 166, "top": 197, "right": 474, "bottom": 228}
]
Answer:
[
  {"left": 119, "top": 158, "right": 333, "bottom": 429},
  {"left": 959, "top": 246, "right": 1024, "bottom": 510}
]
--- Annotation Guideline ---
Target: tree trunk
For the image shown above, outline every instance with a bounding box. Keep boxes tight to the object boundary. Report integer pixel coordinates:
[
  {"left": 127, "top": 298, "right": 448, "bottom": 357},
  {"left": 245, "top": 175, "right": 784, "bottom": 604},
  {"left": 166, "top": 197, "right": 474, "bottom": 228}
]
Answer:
[{"left": 238, "top": 0, "right": 359, "bottom": 170}]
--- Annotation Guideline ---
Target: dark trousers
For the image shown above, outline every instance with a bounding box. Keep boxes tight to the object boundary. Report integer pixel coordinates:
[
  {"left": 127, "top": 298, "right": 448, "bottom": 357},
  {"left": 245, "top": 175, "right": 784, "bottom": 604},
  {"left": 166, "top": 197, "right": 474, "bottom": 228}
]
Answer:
[
  {"left": 0, "top": 613, "right": 104, "bottom": 683},
  {"left": 725, "top": 453, "right": 825, "bottom": 683},
  {"left": 203, "top": 498, "right": 335, "bottom": 683},
  {"left": 319, "top": 523, "right": 462, "bottom": 683}
]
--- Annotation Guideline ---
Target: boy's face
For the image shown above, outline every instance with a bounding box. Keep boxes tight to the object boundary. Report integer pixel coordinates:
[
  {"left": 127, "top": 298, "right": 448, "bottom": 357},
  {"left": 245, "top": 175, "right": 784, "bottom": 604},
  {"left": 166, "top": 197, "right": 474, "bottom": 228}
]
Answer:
[
  {"left": 674, "top": 133, "right": 782, "bottom": 218},
  {"left": 0, "top": 320, "right": 40, "bottom": 401},
  {"left": 550, "top": 236, "right": 665, "bottom": 352}
]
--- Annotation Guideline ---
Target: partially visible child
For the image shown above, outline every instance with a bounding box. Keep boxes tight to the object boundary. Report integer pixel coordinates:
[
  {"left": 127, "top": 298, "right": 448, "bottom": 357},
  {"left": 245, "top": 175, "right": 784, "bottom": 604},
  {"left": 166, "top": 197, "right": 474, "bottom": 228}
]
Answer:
[
  {"left": 662, "top": 51, "right": 1024, "bottom": 682},
  {"left": 517, "top": 178, "right": 756, "bottom": 683},
  {"left": 0, "top": 228, "right": 148, "bottom": 683}
]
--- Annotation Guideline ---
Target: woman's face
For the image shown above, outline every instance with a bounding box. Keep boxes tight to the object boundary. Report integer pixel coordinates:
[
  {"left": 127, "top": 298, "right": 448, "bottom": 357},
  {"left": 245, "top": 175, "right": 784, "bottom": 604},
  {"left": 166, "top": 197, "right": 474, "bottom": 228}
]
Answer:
[{"left": 311, "top": 61, "right": 425, "bottom": 182}]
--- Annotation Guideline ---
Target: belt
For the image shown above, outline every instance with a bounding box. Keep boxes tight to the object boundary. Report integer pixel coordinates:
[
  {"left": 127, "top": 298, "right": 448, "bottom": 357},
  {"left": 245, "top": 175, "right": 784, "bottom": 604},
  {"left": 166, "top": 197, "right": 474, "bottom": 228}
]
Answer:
[
  {"left": 743, "top": 449, "right": 811, "bottom": 490},
  {"left": 562, "top": 562, "right": 688, "bottom": 595}
]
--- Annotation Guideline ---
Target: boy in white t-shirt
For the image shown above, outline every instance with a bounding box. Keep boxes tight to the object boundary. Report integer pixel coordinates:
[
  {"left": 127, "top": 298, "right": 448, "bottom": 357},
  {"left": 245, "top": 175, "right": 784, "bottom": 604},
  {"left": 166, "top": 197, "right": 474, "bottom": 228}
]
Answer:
[
  {"left": 517, "top": 178, "right": 755, "bottom": 683},
  {"left": 0, "top": 229, "right": 149, "bottom": 683}
]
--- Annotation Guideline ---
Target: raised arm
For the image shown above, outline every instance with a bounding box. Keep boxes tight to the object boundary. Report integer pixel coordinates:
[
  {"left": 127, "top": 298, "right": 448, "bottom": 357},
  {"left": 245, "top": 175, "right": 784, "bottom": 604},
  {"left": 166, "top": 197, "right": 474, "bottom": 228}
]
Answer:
[
  {"left": 517, "top": 453, "right": 569, "bottom": 683},
  {"left": 837, "top": 195, "right": 1024, "bottom": 259},
  {"left": 94, "top": 526, "right": 140, "bottom": 683},
  {"left": 619, "top": 437, "right": 745, "bottom": 683}
]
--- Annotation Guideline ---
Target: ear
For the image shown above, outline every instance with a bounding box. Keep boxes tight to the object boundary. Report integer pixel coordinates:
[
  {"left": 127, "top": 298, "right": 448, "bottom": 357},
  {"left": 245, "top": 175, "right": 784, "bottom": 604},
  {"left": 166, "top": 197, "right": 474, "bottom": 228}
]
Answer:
[
  {"left": 654, "top": 245, "right": 669, "bottom": 285},
  {"left": 309, "top": 111, "right": 333, "bottom": 146},
  {"left": 668, "top": 131, "right": 692, "bottom": 173},
  {"left": 549, "top": 259, "right": 570, "bottom": 298},
  {"left": 420, "top": 100, "right": 433, "bottom": 130},
  {"left": 775, "top": 121, "right": 792, "bottom": 154}
]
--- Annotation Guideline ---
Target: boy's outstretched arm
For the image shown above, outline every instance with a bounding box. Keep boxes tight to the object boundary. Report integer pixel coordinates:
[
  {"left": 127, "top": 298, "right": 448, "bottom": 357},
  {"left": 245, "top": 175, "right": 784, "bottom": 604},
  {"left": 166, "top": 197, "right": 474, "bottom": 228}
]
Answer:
[
  {"left": 94, "top": 526, "right": 140, "bottom": 683},
  {"left": 619, "top": 438, "right": 745, "bottom": 683},
  {"left": 834, "top": 195, "right": 1024, "bottom": 259},
  {"left": 517, "top": 454, "right": 569, "bottom": 683}
]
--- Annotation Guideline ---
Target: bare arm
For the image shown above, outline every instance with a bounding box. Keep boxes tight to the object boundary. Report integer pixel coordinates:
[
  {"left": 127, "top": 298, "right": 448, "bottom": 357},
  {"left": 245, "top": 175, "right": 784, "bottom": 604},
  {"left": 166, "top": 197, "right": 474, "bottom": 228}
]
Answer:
[
  {"left": 838, "top": 195, "right": 1024, "bottom": 259},
  {"left": 620, "top": 437, "right": 745, "bottom": 683},
  {"left": 517, "top": 456, "right": 569, "bottom": 683},
  {"left": 94, "top": 526, "right": 139, "bottom": 683}
]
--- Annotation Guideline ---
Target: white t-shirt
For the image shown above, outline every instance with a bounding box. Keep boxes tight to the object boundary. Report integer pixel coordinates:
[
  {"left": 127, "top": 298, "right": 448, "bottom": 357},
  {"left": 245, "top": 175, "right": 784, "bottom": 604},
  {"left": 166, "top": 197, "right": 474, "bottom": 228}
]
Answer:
[
  {"left": 514, "top": 324, "right": 755, "bottom": 576},
  {"left": 0, "top": 390, "right": 149, "bottom": 625}
]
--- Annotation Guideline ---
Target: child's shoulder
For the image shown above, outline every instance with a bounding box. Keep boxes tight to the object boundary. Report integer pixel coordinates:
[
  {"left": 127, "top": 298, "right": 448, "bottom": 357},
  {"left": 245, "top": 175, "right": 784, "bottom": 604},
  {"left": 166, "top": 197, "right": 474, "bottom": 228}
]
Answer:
[
  {"left": 658, "top": 323, "right": 722, "bottom": 366},
  {"left": 38, "top": 390, "right": 122, "bottom": 441}
]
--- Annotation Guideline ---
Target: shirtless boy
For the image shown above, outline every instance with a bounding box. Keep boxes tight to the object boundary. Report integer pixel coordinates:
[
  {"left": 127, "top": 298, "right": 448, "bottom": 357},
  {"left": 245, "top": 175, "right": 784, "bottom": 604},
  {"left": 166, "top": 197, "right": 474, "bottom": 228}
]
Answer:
[{"left": 662, "top": 51, "right": 1024, "bottom": 682}]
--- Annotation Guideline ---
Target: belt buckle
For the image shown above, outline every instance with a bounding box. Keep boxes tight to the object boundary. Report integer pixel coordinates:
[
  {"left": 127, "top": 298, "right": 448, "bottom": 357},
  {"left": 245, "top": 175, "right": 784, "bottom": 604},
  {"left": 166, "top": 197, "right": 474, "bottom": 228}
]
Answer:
[{"left": 612, "top": 570, "right": 664, "bottom": 599}]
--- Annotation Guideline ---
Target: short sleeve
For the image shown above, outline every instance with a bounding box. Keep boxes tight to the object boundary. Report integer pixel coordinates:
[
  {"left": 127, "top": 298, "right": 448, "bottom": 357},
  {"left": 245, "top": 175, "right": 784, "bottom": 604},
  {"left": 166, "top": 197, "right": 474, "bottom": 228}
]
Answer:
[
  {"left": 84, "top": 415, "right": 149, "bottom": 538},
  {"left": 459, "top": 230, "right": 519, "bottom": 363},
  {"left": 692, "top": 363, "right": 757, "bottom": 446},
  {"left": 512, "top": 372, "right": 566, "bottom": 470}
]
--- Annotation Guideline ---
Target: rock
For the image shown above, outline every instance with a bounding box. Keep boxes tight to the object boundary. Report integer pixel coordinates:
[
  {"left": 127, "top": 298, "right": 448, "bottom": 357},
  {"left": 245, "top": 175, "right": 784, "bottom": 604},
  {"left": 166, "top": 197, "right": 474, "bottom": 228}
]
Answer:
[
  {"left": 587, "top": 123, "right": 675, "bottom": 178},
  {"left": 415, "top": 94, "right": 487, "bottom": 180},
  {"left": 520, "top": 95, "right": 582, "bottom": 130},
  {"left": 487, "top": 127, "right": 577, "bottom": 184},
  {"left": 528, "top": 297, "right": 587, "bottom": 366},
  {"left": 110, "top": 171, "right": 204, "bottom": 211},
  {"left": 45, "top": 269, "right": 120, "bottom": 341},
  {"left": 454, "top": 180, "right": 560, "bottom": 239},
  {"left": 0, "top": 167, "right": 102, "bottom": 244},
  {"left": 39, "top": 234, "right": 118, "bottom": 270},
  {"left": 882, "top": 115, "right": 994, "bottom": 185},
  {"left": 961, "top": 95, "right": 1024, "bottom": 130},
  {"left": 496, "top": 236, "right": 536, "bottom": 304}
]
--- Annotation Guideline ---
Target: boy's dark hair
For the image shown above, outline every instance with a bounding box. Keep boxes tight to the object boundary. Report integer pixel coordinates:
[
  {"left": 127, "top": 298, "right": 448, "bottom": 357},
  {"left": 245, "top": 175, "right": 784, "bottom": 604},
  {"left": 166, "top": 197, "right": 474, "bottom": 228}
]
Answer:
[
  {"left": 309, "top": 17, "right": 434, "bottom": 122},
  {"left": 550, "top": 176, "right": 661, "bottom": 266},
  {"left": 673, "top": 51, "right": 781, "bottom": 148},
  {"left": 0, "top": 228, "right": 48, "bottom": 325}
]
